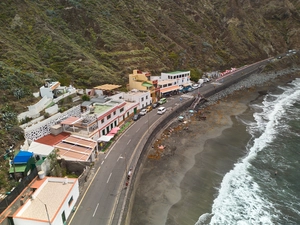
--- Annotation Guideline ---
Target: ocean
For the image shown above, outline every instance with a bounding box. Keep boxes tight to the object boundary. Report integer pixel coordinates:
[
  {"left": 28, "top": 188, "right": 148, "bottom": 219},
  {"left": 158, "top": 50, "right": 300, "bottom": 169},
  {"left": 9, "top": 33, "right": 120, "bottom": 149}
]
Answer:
[{"left": 197, "top": 78, "right": 300, "bottom": 224}]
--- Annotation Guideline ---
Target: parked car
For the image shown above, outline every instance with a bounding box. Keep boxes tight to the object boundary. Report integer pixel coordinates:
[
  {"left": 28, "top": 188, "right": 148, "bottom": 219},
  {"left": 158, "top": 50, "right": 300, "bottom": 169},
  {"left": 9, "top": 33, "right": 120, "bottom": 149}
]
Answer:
[
  {"left": 139, "top": 109, "right": 147, "bottom": 116},
  {"left": 132, "top": 114, "right": 141, "bottom": 121},
  {"left": 152, "top": 102, "right": 159, "bottom": 108},
  {"left": 192, "top": 83, "right": 199, "bottom": 89},
  {"left": 146, "top": 105, "right": 152, "bottom": 112},
  {"left": 157, "top": 106, "right": 166, "bottom": 115},
  {"left": 158, "top": 98, "right": 167, "bottom": 105}
]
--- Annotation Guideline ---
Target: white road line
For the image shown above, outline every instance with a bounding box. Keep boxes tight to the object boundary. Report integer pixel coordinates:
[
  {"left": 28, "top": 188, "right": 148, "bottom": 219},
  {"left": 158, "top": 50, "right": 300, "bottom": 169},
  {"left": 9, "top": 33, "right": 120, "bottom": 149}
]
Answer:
[
  {"left": 105, "top": 150, "right": 111, "bottom": 159},
  {"left": 101, "top": 161, "right": 104, "bottom": 165},
  {"left": 107, "top": 173, "right": 112, "bottom": 183},
  {"left": 117, "top": 154, "right": 123, "bottom": 162},
  {"left": 92, "top": 203, "right": 99, "bottom": 217},
  {"left": 136, "top": 128, "right": 140, "bottom": 133},
  {"left": 127, "top": 139, "right": 131, "bottom": 145}
]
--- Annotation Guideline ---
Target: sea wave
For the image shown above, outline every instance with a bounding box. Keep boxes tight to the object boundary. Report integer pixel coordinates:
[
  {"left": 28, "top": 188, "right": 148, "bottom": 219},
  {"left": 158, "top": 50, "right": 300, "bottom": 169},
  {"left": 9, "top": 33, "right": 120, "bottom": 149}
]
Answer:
[{"left": 196, "top": 78, "right": 300, "bottom": 225}]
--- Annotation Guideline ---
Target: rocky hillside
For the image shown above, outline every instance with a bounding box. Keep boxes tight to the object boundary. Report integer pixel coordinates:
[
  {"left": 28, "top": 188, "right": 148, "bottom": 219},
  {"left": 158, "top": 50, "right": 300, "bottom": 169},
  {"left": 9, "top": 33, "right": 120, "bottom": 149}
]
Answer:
[{"left": 0, "top": 0, "right": 300, "bottom": 187}]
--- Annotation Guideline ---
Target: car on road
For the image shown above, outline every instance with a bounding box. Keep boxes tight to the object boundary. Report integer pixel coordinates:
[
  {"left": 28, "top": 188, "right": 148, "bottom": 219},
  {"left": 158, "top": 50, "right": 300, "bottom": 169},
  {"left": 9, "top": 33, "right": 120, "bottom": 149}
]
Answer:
[
  {"left": 157, "top": 106, "right": 166, "bottom": 115},
  {"left": 152, "top": 102, "right": 159, "bottom": 109},
  {"left": 158, "top": 98, "right": 167, "bottom": 105},
  {"left": 139, "top": 109, "right": 147, "bottom": 116},
  {"left": 146, "top": 105, "right": 152, "bottom": 112},
  {"left": 192, "top": 83, "right": 199, "bottom": 89},
  {"left": 132, "top": 114, "right": 141, "bottom": 121}
]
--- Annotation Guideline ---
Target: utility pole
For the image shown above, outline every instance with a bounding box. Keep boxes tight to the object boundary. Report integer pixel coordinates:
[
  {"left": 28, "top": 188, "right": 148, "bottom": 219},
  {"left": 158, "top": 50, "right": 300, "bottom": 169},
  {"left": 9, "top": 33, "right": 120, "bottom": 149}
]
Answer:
[{"left": 44, "top": 203, "right": 51, "bottom": 225}]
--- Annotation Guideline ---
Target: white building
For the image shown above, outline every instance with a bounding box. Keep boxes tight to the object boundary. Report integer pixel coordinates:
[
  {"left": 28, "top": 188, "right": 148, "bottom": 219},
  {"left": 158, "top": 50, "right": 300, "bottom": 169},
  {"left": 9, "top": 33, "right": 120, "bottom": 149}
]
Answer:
[
  {"left": 39, "top": 80, "right": 62, "bottom": 98},
  {"left": 157, "top": 80, "right": 180, "bottom": 97},
  {"left": 123, "top": 89, "right": 151, "bottom": 109},
  {"left": 13, "top": 176, "right": 79, "bottom": 225},
  {"left": 160, "top": 71, "right": 191, "bottom": 86}
]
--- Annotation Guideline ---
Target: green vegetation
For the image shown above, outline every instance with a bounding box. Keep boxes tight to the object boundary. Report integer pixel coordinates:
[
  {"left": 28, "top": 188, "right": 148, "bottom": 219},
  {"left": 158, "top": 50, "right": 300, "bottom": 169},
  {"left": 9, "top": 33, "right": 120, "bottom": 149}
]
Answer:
[{"left": 0, "top": 0, "right": 300, "bottom": 191}]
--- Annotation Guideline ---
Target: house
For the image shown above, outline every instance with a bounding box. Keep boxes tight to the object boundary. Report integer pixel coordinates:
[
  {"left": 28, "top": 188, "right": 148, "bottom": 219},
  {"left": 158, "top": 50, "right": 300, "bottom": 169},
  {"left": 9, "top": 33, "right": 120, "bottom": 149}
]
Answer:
[
  {"left": 13, "top": 176, "right": 79, "bottom": 225},
  {"left": 35, "top": 133, "right": 98, "bottom": 162},
  {"left": 157, "top": 80, "right": 180, "bottom": 97},
  {"left": 128, "top": 70, "right": 160, "bottom": 103},
  {"left": 39, "top": 79, "right": 62, "bottom": 98},
  {"left": 160, "top": 71, "right": 191, "bottom": 86},
  {"left": 9, "top": 151, "right": 35, "bottom": 180}
]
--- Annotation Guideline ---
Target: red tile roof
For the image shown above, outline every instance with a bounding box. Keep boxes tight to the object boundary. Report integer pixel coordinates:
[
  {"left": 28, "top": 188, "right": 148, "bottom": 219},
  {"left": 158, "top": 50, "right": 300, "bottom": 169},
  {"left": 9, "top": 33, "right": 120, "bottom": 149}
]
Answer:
[{"left": 35, "top": 132, "right": 71, "bottom": 146}]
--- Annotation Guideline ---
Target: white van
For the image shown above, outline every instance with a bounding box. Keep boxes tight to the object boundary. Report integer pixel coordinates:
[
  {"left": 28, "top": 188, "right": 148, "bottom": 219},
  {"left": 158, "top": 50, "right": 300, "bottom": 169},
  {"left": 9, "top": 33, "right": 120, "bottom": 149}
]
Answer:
[{"left": 157, "top": 107, "right": 166, "bottom": 115}]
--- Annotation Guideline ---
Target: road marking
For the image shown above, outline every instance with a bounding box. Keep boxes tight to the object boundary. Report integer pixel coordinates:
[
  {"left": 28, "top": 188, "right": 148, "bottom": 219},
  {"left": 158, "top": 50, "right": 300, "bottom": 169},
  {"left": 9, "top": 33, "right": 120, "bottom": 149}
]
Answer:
[
  {"left": 117, "top": 155, "right": 123, "bottom": 162},
  {"left": 92, "top": 203, "right": 99, "bottom": 217},
  {"left": 68, "top": 166, "right": 101, "bottom": 224},
  {"left": 127, "top": 139, "right": 131, "bottom": 145},
  {"left": 105, "top": 150, "right": 111, "bottom": 159},
  {"left": 136, "top": 128, "right": 140, "bottom": 133},
  {"left": 101, "top": 161, "right": 104, "bottom": 165},
  {"left": 107, "top": 173, "right": 112, "bottom": 183}
]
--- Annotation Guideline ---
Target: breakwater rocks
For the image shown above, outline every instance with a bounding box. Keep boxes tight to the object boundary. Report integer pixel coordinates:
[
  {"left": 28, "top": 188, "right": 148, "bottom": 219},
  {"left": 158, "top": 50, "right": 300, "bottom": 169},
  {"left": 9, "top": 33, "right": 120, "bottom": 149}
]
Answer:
[{"left": 200, "top": 68, "right": 300, "bottom": 108}]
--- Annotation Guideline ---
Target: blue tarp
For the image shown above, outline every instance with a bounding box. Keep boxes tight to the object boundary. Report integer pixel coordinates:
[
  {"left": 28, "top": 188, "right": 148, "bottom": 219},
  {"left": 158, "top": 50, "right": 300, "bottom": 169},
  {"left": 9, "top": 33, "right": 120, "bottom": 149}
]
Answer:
[{"left": 11, "top": 151, "right": 33, "bottom": 165}]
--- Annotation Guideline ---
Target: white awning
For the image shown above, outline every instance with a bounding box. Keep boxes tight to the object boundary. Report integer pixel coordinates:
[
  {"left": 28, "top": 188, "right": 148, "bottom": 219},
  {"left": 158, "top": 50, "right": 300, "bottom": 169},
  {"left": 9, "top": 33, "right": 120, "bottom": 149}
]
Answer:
[{"left": 97, "top": 135, "right": 114, "bottom": 142}]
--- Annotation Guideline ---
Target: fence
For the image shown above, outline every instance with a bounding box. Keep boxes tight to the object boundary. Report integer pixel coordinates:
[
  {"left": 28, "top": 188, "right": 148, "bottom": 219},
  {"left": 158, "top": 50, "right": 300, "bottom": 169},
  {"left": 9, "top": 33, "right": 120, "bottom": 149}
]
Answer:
[{"left": 0, "top": 167, "right": 38, "bottom": 215}]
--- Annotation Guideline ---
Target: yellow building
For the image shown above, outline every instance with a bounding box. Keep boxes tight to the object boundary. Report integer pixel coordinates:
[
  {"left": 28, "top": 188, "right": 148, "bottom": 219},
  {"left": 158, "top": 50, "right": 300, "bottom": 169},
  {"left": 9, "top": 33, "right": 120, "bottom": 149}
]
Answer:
[{"left": 128, "top": 70, "right": 160, "bottom": 103}]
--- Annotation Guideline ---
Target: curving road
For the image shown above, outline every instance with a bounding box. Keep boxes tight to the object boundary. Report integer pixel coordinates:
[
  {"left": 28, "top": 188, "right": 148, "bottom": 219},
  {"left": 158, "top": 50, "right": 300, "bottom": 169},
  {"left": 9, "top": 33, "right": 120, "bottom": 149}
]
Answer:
[{"left": 68, "top": 57, "right": 272, "bottom": 225}]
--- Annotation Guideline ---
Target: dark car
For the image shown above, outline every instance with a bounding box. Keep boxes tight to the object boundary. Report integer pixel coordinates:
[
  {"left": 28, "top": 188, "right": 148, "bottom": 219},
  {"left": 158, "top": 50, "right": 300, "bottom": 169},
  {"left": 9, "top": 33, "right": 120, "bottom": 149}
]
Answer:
[
  {"left": 152, "top": 102, "right": 159, "bottom": 108},
  {"left": 132, "top": 114, "right": 141, "bottom": 121}
]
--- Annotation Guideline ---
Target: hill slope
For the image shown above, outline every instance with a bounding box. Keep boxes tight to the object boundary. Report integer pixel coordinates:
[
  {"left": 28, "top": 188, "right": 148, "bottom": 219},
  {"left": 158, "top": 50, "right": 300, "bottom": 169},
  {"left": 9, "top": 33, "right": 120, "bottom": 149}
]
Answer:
[{"left": 0, "top": 0, "right": 300, "bottom": 187}]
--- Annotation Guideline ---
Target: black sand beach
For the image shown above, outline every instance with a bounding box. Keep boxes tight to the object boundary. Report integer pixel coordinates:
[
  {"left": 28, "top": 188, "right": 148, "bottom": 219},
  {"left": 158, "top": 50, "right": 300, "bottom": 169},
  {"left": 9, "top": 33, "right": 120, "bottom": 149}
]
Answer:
[{"left": 129, "top": 71, "right": 300, "bottom": 225}]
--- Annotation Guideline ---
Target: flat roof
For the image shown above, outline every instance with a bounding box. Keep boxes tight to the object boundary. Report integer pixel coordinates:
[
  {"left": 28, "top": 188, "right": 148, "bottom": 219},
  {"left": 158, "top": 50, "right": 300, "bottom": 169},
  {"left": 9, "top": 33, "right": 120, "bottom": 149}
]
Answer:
[
  {"left": 35, "top": 132, "right": 71, "bottom": 146},
  {"left": 94, "top": 84, "right": 122, "bottom": 90},
  {"left": 61, "top": 117, "right": 83, "bottom": 125},
  {"left": 93, "top": 104, "right": 114, "bottom": 115},
  {"left": 162, "top": 71, "right": 189, "bottom": 74},
  {"left": 15, "top": 177, "right": 76, "bottom": 222},
  {"left": 54, "top": 135, "right": 96, "bottom": 161},
  {"left": 28, "top": 141, "right": 54, "bottom": 156},
  {"left": 63, "top": 136, "right": 97, "bottom": 148}
]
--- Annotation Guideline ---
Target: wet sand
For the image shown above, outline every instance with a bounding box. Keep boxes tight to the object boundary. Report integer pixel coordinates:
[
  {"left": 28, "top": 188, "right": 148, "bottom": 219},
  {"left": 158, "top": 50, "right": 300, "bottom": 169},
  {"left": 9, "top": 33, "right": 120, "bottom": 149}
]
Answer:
[{"left": 130, "top": 73, "right": 300, "bottom": 225}]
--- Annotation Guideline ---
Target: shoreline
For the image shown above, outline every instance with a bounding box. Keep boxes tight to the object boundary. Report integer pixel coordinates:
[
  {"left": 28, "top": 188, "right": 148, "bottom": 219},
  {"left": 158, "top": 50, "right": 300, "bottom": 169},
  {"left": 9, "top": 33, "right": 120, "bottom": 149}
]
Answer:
[{"left": 130, "top": 70, "right": 300, "bottom": 225}]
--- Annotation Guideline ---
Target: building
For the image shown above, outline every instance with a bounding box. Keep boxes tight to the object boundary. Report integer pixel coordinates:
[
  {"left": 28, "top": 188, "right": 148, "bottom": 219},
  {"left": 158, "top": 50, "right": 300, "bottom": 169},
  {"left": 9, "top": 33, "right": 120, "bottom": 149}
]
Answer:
[
  {"left": 123, "top": 89, "right": 151, "bottom": 110},
  {"left": 39, "top": 79, "right": 62, "bottom": 98},
  {"left": 13, "top": 176, "right": 79, "bottom": 225},
  {"left": 34, "top": 132, "right": 98, "bottom": 162},
  {"left": 157, "top": 80, "right": 180, "bottom": 97},
  {"left": 160, "top": 71, "right": 191, "bottom": 86},
  {"left": 128, "top": 70, "right": 160, "bottom": 103}
]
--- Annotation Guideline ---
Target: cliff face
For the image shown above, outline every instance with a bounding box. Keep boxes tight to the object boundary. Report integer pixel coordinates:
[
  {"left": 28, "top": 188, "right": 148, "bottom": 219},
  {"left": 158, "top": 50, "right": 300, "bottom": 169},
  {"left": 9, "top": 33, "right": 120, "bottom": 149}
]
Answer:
[{"left": 0, "top": 0, "right": 300, "bottom": 151}]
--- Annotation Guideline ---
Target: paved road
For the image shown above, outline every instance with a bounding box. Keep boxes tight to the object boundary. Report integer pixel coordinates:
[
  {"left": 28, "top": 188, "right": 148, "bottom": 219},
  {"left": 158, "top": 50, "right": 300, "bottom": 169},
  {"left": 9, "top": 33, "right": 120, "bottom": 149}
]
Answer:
[
  {"left": 68, "top": 95, "right": 192, "bottom": 225},
  {"left": 68, "top": 58, "right": 272, "bottom": 225}
]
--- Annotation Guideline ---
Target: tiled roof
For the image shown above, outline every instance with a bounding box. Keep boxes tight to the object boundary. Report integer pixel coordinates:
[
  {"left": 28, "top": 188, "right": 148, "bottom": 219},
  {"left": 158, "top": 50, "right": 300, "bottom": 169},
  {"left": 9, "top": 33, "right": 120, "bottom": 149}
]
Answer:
[{"left": 35, "top": 132, "right": 70, "bottom": 146}]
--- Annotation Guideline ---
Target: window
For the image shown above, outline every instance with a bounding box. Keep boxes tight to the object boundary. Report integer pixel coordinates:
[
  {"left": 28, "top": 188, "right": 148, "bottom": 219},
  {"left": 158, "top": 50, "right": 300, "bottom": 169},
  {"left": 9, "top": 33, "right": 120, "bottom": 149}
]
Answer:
[
  {"left": 113, "top": 111, "right": 116, "bottom": 115},
  {"left": 120, "top": 107, "right": 124, "bottom": 113},
  {"left": 146, "top": 96, "right": 148, "bottom": 99},
  {"left": 68, "top": 196, "right": 73, "bottom": 206},
  {"left": 141, "top": 97, "right": 144, "bottom": 101},
  {"left": 62, "top": 211, "right": 66, "bottom": 224},
  {"left": 101, "top": 119, "right": 104, "bottom": 123},
  {"left": 107, "top": 114, "right": 111, "bottom": 120},
  {"left": 102, "top": 130, "right": 105, "bottom": 135}
]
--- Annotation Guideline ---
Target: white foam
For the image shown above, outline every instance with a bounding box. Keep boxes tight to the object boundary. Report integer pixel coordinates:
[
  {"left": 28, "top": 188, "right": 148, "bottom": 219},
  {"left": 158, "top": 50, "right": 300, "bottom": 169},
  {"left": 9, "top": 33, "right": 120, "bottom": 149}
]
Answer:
[{"left": 196, "top": 78, "right": 300, "bottom": 225}]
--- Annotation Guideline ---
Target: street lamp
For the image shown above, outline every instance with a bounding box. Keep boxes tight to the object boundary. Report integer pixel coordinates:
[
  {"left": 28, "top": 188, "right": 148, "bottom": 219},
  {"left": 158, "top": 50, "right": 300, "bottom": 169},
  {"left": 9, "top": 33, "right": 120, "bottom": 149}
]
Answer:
[{"left": 35, "top": 196, "right": 51, "bottom": 225}]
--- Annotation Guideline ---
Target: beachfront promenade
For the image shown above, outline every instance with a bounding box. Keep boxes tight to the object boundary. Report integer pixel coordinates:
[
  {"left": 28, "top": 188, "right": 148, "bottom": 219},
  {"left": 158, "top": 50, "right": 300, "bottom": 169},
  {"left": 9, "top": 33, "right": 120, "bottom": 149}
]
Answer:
[{"left": 68, "top": 58, "right": 272, "bottom": 225}]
